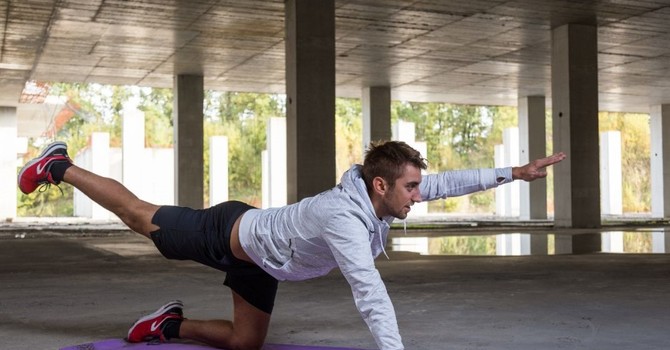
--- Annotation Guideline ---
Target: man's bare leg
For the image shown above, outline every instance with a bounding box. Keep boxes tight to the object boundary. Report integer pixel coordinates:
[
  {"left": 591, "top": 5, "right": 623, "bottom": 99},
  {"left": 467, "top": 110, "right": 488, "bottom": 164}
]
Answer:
[
  {"left": 62, "top": 165, "right": 159, "bottom": 236},
  {"left": 179, "top": 292, "right": 271, "bottom": 350}
]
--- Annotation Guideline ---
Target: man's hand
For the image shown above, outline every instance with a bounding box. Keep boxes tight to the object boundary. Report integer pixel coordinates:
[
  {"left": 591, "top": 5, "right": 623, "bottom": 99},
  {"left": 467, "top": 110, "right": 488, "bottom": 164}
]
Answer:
[{"left": 512, "top": 152, "right": 566, "bottom": 181}]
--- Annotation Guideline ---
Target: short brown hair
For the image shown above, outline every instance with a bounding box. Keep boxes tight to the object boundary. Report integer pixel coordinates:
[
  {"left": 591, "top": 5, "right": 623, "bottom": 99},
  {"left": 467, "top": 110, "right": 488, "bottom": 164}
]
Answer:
[{"left": 362, "top": 140, "right": 427, "bottom": 190}]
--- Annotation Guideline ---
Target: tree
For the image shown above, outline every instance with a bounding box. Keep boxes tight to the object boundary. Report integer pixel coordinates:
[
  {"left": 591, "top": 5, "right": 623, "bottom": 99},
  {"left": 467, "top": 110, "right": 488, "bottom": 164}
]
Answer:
[
  {"left": 335, "top": 98, "right": 363, "bottom": 178},
  {"left": 140, "top": 87, "right": 173, "bottom": 147},
  {"left": 204, "top": 92, "right": 285, "bottom": 207},
  {"left": 599, "top": 111, "right": 650, "bottom": 212},
  {"left": 18, "top": 83, "right": 128, "bottom": 217}
]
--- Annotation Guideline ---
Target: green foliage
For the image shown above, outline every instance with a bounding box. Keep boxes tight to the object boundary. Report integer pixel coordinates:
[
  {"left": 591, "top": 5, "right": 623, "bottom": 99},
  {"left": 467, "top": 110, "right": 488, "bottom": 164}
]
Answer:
[
  {"left": 599, "top": 112, "right": 650, "bottom": 212},
  {"left": 434, "top": 235, "right": 496, "bottom": 255},
  {"left": 16, "top": 82, "right": 653, "bottom": 218},
  {"left": 204, "top": 92, "right": 285, "bottom": 207},
  {"left": 391, "top": 102, "right": 518, "bottom": 213},
  {"left": 18, "top": 83, "right": 129, "bottom": 217},
  {"left": 140, "top": 87, "right": 173, "bottom": 147},
  {"left": 335, "top": 98, "right": 363, "bottom": 178},
  {"left": 624, "top": 232, "right": 652, "bottom": 253}
]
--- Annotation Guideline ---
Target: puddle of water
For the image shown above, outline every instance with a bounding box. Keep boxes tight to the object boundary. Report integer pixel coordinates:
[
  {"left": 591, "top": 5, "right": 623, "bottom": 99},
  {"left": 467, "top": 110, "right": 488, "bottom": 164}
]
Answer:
[{"left": 390, "top": 229, "right": 670, "bottom": 256}]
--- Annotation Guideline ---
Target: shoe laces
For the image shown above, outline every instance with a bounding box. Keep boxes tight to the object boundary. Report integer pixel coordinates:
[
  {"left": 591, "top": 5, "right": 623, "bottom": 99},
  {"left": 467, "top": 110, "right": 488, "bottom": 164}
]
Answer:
[{"left": 37, "top": 183, "right": 64, "bottom": 195}]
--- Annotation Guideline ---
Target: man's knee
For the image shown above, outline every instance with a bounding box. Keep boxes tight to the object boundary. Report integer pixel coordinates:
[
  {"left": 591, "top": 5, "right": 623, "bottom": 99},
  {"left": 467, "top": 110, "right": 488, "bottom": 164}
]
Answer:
[
  {"left": 118, "top": 202, "right": 160, "bottom": 236},
  {"left": 230, "top": 337, "right": 264, "bottom": 350}
]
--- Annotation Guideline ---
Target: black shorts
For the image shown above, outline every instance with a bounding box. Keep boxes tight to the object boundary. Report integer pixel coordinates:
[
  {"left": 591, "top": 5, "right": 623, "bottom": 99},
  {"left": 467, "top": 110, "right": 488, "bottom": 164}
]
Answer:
[{"left": 149, "top": 201, "right": 278, "bottom": 314}]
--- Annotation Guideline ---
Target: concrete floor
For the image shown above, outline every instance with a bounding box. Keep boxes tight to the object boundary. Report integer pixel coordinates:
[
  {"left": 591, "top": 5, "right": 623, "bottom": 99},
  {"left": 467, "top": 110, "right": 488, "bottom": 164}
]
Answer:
[{"left": 1, "top": 226, "right": 669, "bottom": 350}]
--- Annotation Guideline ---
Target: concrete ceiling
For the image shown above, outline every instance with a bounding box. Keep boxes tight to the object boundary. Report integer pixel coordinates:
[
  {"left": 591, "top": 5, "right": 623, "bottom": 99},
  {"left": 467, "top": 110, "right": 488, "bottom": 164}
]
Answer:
[{"left": 3, "top": 0, "right": 670, "bottom": 114}]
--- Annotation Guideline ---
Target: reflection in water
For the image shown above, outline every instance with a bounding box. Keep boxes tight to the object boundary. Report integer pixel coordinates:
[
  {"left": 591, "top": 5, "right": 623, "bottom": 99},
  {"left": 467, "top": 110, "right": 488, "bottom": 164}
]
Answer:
[{"left": 390, "top": 229, "right": 669, "bottom": 256}]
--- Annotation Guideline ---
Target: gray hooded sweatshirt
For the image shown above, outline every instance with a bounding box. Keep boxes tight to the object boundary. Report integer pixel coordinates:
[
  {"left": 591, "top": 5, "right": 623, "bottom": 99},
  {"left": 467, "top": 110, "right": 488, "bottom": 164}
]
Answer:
[{"left": 239, "top": 164, "right": 513, "bottom": 350}]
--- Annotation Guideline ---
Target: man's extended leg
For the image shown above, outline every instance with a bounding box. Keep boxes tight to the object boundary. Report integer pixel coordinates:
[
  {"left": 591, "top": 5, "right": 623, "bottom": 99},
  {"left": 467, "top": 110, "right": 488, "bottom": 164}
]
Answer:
[
  {"left": 18, "top": 141, "right": 159, "bottom": 236},
  {"left": 179, "top": 291, "right": 271, "bottom": 350},
  {"left": 61, "top": 165, "right": 160, "bottom": 236}
]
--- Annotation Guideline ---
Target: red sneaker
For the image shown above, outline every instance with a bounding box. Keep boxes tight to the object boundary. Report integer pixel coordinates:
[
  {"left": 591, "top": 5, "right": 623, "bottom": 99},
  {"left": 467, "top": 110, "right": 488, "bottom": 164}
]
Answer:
[
  {"left": 17, "top": 141, "right": 71, "bottom": 194},
  {"left": 126, "top": 300, "right": 184, "bottom": 343}
]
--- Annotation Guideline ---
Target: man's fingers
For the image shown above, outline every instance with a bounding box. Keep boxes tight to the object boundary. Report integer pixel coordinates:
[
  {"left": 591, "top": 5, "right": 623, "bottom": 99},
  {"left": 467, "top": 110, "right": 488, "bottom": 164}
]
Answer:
[{"left": 535, "top": 152, "right": 566, "bottom": 168}]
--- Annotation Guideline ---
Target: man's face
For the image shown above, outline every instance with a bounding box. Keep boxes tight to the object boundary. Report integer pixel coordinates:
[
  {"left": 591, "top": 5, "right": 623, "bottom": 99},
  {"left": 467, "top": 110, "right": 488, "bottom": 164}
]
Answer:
[{"left": 381, "top": 164, "right": 423, "bottom": 219}]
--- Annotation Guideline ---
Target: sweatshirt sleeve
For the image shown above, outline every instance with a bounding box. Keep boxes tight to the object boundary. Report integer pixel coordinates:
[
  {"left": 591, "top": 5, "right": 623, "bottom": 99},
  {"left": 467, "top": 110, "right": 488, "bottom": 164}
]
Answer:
[
  {"left": 323, "top": 213, "right": 404, "bottom": 350},
  {"left": 420, "top": 167, "right": 513, "bottom": 201}
]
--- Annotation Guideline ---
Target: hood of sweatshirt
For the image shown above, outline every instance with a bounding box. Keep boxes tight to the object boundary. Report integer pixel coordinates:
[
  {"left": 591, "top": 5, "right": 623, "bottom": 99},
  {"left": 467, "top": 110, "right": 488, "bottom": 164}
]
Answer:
[{"left": 339, "top": 164, "right": 392, "bottom": 258}]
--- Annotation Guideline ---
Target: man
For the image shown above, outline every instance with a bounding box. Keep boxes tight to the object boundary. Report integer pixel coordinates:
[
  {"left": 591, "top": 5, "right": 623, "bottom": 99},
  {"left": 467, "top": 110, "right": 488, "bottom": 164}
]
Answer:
[{"left": 18, "top": 140, "right": 565, "bottom": 350}]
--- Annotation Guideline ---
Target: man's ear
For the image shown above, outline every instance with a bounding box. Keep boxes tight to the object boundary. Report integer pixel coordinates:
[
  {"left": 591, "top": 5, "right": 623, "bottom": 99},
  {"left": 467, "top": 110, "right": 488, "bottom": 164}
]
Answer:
[{"left": 372, "top": 176, "right": 387, "bottom": 195}]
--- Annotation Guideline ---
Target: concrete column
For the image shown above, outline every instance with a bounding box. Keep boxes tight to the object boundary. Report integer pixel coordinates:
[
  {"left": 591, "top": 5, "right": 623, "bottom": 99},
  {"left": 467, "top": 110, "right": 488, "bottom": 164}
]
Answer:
[
  {"left": 554, "top": 234, "right": 573, "bottom": 255},
  {"left": 551, "top": 23, "right": 602, "bottom": 253},
  {"left": 652, "top": 229, "right": 669, "bottom": 253},
  {"left": 496, "top": 233, "right": 530, "bottom": 256},
  {"left": 494, "top": 128, "right": 520, "bottom": 217},
  {"left": 122, "top": 103, "right": 144, "bottom": 196},
  {"left": 265, "top": 117, "right": 287, "bottom": 208},
  {"left": 650, "top": 104, "right": 670, "bottom": 218},
  {"left": 600, "top": 131, "right": 623, "bottom": 215},
  {"left": 209, "top": 136, "right": 228, "bottom": 206},
  {"left": 74, "top": 133, "right": 123, "bottom": 219},
  {"left": 494, "top": 144, "right": 507, "bottom": 216},
  {"left": 392, "top": 120, "right": 427, "bottom": 215},
  {"left": 174, "top": 74, "right": 204, "bottom": 209},
  {"left": 0, "top": 107, "right": 17, "bottom": 220},
  {"left": 285, "top": 0, "right": 336, "bottom": 203},
  {"left": 262, "top": 150, "right": 269, "bottom": 209},
  {"left": 555, "top": 232, "right": 602, "bottom": 254},
  {"left": 504, "top": 127, "right": 520, "bottom": 216},
  {"left": 530, "top": 234, "right": 548, "bottom": 255},
  {"left": 362, "top": 86, "right": 391, "bottom": 150},
  {"left": 143, "top": 149, "right": 174, "bottom": 205},
  {"left": 90, "top": 132, "right": 111, "bottom": 220},
  {"left": 602, "top": 231, "right": 624, "bottom": 253},
  {"left": 518, "top": 96, "right": 547, "bottom": 219}
]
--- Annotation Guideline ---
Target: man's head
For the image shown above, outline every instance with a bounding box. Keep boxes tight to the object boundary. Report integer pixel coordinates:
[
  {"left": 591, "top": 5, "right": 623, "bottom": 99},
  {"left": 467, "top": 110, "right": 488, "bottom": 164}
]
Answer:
[
  {"left": 362, "top": 141, "right": 427, "bottom": 190},
  {"left": 362, "top": 141, "right": 427, "bottom": 219}
]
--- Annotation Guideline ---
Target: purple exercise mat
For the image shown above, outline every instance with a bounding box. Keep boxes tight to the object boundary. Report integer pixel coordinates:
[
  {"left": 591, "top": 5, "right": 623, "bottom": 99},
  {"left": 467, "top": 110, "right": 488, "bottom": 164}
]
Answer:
[{"left": 60, "top": 339, "right": 369, "bottom": 350}]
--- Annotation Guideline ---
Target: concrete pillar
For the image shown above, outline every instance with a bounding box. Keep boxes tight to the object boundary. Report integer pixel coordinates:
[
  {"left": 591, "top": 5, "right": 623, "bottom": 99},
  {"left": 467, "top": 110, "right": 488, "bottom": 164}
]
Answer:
[
  {"left": 362, "top": 86, "right": 391, "bottom": 150},
  {"left": 0, "top": 107, "right": 17, "bottom": 220},
  {"left": 262, "top": 146, "right": 270, "bottom": 209},
  {"left": 530, "top": 234, "right": 548, "bottom": 255},
  {"left": 90, "top": 132, "right": 111, "bottom": 220},
  {"left": 209, "top": 136, "right": 228, "bottom": 206},
  {"left": 555, "top": 233, "right": 602, "bottom": 254},
  {"left": 551, "top": 22, "right": 601, "bottom": 257},
  {"left": 652, "top": 229, "right": 669, "bottom": 253},
  {"left": 264, "top": 117, "right": 287, "bottom": 208},
  {"left": 393, "top": 237, "right": 430, "bottom": 255},
  {"left": 392, "top": 120, "right": 427, "bottom": 215},
  {"left": 504, "top": 127, "right": 520, "bottom": 216},
  {"left": 494, "top": 128, "right": 520, "bottom": 217},
  {"left": 496, "top": 233, "right": 530, "bottom": 256},
  {"left": 122, "top": 103, "right": 144, "bottom": 196},
  {"left": 554, "top": 234, "right": 573, "bottom": 255},
  {"left": 285, "top": 0, "right": 336, "bottom": 203},
  {"left": 602, "top": 231, "right": 624, "bottom": 253},
  {"left": 174, "top": 74, "right": 204, "bottom": 209},
  {"left": 600, "top": 131, "right": 623, "bottom": 215},
  {"left": 144, "top": 148, "right": 174, "bottom": 205},
  {"left": 494, "top": 144, "right": 508, "bottom": 216},
  {"left": 518, "top": 96, "right": 547, "bottom": 219},
  {"left": 650, "top": 104, "right": 670, "bottom": 218}
]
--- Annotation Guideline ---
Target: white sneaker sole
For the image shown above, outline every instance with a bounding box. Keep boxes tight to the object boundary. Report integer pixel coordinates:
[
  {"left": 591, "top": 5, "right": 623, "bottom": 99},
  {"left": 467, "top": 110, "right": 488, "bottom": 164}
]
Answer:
[{"left": 126, "top": 300, "right": 184, "bottom": 339}]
